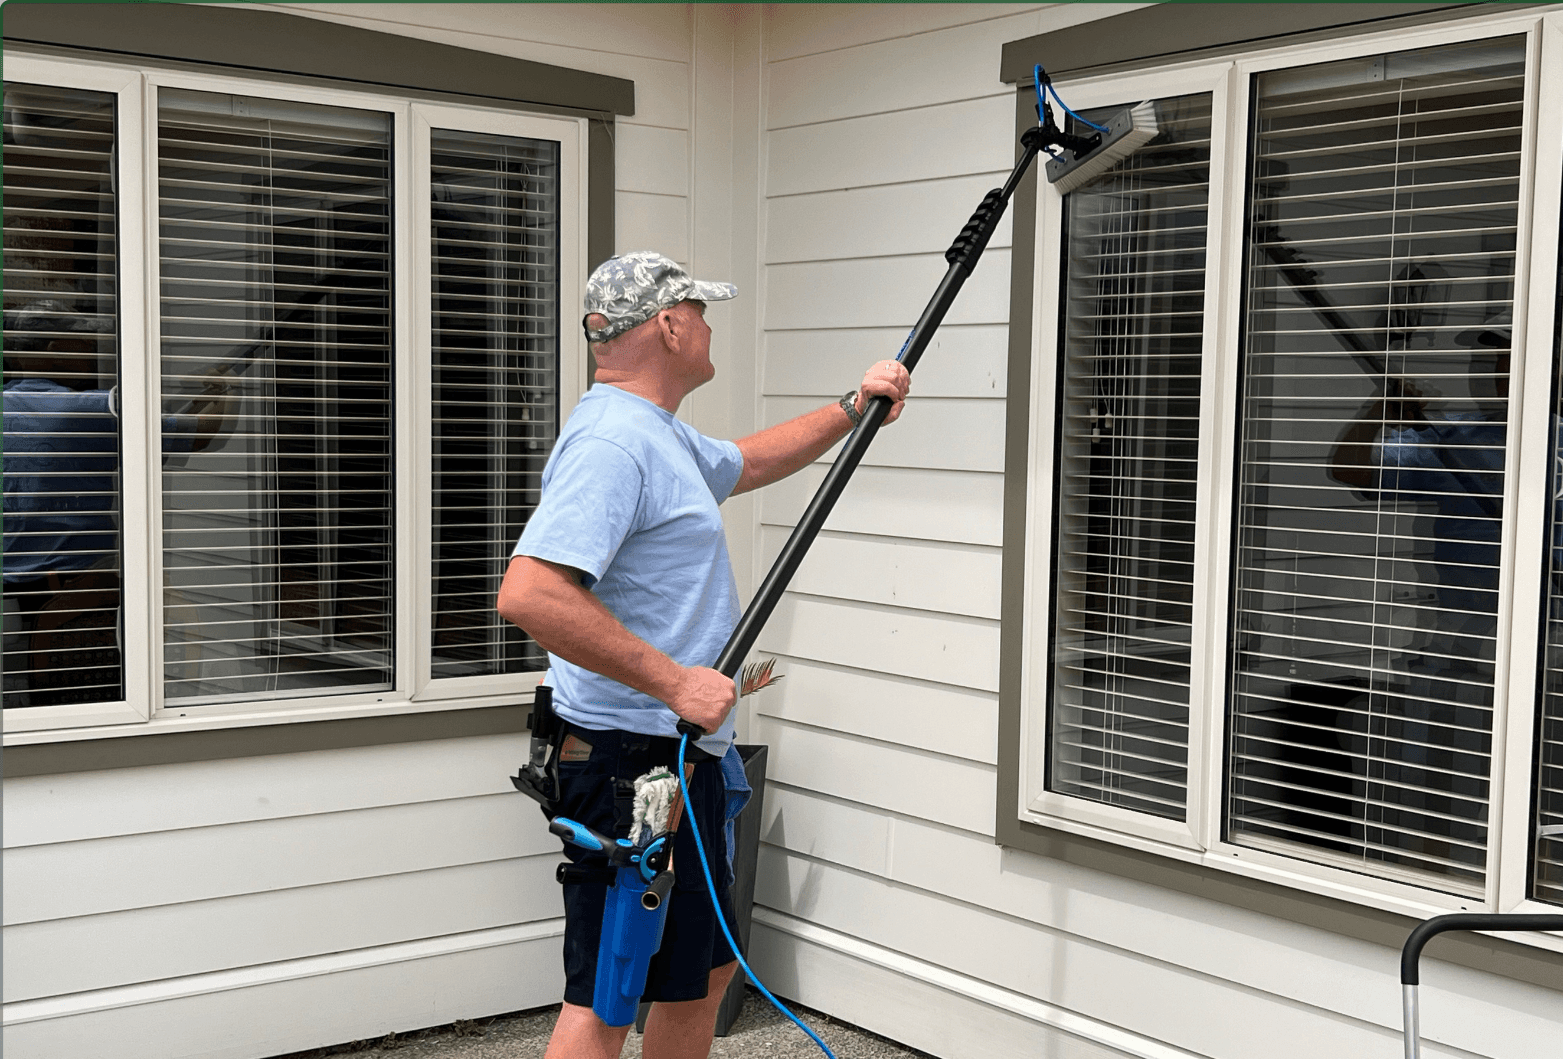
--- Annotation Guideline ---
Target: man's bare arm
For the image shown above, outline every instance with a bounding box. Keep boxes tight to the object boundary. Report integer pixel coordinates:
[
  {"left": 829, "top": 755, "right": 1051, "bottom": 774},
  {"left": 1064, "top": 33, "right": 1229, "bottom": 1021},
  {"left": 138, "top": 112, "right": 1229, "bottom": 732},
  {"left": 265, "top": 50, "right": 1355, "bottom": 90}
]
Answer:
[
  {"left": 1330, "top": 386, "right": 1424, "bottom": 490},
  {"left": 496, "top": 555, "right": 735, "bottom": 733},
  {"left": 732, "top": 359, "right": 910, "bottom": 495}
]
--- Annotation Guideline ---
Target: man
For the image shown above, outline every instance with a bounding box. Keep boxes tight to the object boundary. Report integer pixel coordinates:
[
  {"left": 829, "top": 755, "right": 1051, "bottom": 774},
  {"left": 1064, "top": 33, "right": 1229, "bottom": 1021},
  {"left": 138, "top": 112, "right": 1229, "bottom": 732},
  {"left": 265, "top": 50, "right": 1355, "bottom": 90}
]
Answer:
[
  {"left": 1327, "top": 333, "right": 1507, "bottom": 871},
  {"left": 496, "top": 251, "right": 909, "bottom": 1059},
  {"left": 3, "top": 300, "right": 230, "bottom": 706}
]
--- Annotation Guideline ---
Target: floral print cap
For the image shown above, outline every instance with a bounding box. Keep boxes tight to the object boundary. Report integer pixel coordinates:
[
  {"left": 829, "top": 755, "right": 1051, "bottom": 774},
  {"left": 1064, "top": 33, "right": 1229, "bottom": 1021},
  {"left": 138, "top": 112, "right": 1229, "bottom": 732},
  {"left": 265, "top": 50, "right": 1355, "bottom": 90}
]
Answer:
[{"left": 582, "top": 251, "right": 737, "bottom": 344}]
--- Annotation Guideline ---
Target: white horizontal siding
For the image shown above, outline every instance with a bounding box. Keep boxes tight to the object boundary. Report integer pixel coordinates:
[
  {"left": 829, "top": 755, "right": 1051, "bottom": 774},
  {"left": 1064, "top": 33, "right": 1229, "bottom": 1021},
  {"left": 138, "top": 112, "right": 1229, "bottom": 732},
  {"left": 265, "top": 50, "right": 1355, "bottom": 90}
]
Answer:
[
  {"left": 4, "top": 927, "right": 562, "bottom": 1059},
  {"left": 3, "top": 792, "right": 553, "bottom": 925},
  {"left": 2, "top": 734, "right": 528, "bottom": 847},
  {"left": 763, "top": 3, "right": 1150, "bottom": 67},
  {"left": 762, "top": 465, "right": 1005, "bottom": 547},
  {"left": 757, "top": 595, "right": 1000, "bottom": 695},
  {"left": 5, "top": 857, "right": 560, "bottom": 1002},
  {"left": 767, "top": 7, "right": 1050, "bottom": 130},
  {"left": 617, "top": 190, "right": 689, "bottom": 261},
  {"left": 754, "top": 659, "right": 998, "bottom": 764},
  {"left": 755, "top": 717, "right": 995, "bottom": 835},
  {"left": 2, "top": 734, "right": 563, "bottom": 1053},
  {"left": 765, "top": 324, "right": 1009, "bottom": 399},
  {"left": 767, "top": 96, "right": 1016, "bottom": 197},
  {"left": 766, "top": 174, "right": 1013, "bottom": 263},
  {"left": 614, "top": 124, "right": 690, "bottom": 197},
  {"left": 766, "top": 251, "right": 1012, "bottom": 331},
  {"left": 758, "top": 526, "right": 1003, "bottom": 620},
  {"left": 748, "top": 912, "right": 1154, "bottom": 1059}
]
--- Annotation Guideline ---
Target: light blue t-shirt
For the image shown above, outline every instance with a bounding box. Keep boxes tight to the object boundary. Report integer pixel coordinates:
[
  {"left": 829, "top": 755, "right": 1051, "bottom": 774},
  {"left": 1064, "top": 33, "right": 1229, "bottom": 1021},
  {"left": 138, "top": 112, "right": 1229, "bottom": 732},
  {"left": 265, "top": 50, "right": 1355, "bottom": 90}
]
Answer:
[
  {"left": 3, "top": 380, "right": 201, "bottom": 583},
  {"left": 514, "top": 384, "right": 744, "bottom": 755}
]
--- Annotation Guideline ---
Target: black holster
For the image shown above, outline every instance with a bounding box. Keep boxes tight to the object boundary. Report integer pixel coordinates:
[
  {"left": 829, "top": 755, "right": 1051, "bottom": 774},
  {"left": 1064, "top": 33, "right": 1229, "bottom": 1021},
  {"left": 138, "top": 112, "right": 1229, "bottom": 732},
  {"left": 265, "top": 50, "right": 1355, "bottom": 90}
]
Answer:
[{"left": 510, "top": 684, "right": 564, "bottom": 816}]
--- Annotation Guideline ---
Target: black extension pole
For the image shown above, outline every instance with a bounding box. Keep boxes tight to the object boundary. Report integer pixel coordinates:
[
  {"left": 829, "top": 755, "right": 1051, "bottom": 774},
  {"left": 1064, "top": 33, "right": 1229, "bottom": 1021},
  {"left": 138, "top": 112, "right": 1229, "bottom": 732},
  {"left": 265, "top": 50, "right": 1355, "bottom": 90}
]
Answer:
[{"left": 696, "top": 128, "right": 1052, "bottom": 707}]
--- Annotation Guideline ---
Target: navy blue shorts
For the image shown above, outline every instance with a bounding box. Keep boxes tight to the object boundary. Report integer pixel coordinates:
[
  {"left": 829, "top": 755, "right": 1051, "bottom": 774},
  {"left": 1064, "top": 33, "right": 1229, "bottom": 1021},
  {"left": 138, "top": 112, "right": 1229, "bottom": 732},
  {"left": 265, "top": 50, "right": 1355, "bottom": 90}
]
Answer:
[{"left": 553, "top": 724, "right": 739, "bottom": 1008}]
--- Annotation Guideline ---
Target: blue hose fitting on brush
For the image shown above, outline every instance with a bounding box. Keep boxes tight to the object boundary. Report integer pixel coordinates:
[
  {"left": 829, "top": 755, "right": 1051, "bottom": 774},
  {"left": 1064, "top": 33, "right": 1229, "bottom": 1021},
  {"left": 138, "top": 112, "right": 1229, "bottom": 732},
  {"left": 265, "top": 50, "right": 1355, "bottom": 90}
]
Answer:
[{"left": 549, "top": 817, "right": 672, "bottom": 1027}]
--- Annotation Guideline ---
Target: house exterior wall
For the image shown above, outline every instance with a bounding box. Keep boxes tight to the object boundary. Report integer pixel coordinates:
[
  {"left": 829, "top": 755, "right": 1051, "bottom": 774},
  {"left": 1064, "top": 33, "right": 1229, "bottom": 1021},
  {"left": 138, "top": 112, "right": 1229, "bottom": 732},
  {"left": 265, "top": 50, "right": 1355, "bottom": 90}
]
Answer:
[
  {"left": 3, "top": 736, "right": 556, "bottom": 1059},
  {"left": 8, "top": 7, "right": 1563, "bottom": 1059},
  {"left": 742, "top": 6, "right": 1563, "bottom": 1059}
]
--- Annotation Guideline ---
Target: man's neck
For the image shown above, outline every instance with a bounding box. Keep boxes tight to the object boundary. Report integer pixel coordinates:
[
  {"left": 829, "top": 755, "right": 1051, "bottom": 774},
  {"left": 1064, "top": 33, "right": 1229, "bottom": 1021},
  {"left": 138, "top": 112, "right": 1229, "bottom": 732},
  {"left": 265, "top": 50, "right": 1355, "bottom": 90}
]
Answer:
[{"left": 594, "top": 370, "right": 685, "bottom": 414}]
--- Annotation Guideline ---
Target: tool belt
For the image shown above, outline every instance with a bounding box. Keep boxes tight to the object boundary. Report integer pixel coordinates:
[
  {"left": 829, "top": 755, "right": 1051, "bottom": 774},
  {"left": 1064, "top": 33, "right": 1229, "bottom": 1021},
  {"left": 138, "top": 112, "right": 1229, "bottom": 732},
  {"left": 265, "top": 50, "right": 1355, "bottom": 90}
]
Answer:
[{"left": 510, "top": 685, "right": 714, "bottom": 818}]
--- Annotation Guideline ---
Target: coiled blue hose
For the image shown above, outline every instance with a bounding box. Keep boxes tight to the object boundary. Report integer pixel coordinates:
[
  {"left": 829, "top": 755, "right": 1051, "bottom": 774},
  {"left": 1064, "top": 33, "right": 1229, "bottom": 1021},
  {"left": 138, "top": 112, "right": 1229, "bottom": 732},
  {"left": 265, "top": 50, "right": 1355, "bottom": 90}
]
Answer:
[{"left": 678, "top": 735, "right": 837, "bottom": 1059}]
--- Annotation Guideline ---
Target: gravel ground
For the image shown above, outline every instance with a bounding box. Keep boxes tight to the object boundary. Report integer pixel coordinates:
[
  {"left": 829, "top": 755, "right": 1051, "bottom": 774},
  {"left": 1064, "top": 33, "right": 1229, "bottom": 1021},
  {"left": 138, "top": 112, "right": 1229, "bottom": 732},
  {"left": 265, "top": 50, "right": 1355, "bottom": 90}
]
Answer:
[{"left": 269, "top": 989, "right": 937, "bottom": 1059}]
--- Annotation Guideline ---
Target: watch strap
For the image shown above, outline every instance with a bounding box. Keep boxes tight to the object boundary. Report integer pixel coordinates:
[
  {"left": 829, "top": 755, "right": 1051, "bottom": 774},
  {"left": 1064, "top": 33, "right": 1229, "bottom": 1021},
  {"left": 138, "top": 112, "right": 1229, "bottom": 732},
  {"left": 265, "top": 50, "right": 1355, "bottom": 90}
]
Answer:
[{"left": 839, "top": 390, "right": 862, "bottom": 427}]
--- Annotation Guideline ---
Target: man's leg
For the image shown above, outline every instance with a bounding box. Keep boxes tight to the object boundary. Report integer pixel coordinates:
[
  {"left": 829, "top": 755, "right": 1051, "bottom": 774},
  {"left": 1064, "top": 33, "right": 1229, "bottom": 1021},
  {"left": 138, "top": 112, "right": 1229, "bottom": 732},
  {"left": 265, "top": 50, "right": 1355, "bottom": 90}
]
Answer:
[
  {"left": 640, "top": 960, "right": 739, "bottom": 1059},
  {"left": 544, "top": 1002, "right": 635, "bottom": 1059}
]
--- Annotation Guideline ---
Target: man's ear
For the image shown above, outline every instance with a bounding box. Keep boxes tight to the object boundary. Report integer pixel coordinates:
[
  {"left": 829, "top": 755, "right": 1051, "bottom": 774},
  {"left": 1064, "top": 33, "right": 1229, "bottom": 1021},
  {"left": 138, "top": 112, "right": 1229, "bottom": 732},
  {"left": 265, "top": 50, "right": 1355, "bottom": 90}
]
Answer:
[{"left": 654, "top": 306, "right": 681, "bottom": 351}]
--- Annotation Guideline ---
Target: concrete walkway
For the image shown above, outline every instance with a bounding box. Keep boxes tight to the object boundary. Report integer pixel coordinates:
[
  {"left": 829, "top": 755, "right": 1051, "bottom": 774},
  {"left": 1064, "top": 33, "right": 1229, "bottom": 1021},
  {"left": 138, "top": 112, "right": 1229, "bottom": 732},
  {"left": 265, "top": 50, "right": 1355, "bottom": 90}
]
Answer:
[{"left": 272, "top": 990, "right": 935, "bottom": 1059}]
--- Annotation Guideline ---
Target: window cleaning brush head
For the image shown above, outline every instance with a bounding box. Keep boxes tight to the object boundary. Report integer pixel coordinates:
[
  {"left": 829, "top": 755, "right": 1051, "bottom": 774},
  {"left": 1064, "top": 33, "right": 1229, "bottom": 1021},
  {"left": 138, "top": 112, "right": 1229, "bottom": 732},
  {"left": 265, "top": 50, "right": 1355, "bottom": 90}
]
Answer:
[{"left": 1045, "top": 101, "right": 1158, "bottom": 196}]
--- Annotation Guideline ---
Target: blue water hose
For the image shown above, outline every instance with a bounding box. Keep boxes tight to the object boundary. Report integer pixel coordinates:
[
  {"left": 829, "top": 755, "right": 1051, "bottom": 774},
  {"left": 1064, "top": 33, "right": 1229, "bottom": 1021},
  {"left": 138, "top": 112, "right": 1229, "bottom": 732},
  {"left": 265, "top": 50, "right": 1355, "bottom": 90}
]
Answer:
[
  {"left": 1033, "top": 63, "right": 1108, "bottom": 141},
  {"left": 678, "top": 735, "right": 837, "bottom": 1059}
]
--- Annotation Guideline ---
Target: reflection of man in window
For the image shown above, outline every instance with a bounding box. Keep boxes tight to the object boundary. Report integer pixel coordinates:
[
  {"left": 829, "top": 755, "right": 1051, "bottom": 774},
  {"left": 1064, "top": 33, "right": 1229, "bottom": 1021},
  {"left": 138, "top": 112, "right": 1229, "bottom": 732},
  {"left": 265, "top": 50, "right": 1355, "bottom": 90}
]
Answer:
[
  {"left": 1328, "top": 323, "right": 1507, "bottom": 869},
  {"left": 2, "top": 303, "right": 229, "bottom": 708}
]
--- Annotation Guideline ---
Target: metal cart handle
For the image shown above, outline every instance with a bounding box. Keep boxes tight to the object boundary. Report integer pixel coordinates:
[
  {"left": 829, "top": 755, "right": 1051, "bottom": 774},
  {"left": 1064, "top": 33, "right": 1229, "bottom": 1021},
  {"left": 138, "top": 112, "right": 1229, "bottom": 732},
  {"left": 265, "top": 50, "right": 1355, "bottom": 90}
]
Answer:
[{"left": 1400, "top": 913, "right": 1563, "bottom": 1059}]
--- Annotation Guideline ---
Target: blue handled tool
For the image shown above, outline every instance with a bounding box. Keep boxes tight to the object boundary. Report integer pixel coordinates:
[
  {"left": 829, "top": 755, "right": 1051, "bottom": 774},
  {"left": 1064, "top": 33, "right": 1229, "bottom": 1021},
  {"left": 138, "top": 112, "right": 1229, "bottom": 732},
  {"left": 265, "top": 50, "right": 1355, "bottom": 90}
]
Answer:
[{"left": 548, "top": 816, "right": 674, "bottom": 1027}]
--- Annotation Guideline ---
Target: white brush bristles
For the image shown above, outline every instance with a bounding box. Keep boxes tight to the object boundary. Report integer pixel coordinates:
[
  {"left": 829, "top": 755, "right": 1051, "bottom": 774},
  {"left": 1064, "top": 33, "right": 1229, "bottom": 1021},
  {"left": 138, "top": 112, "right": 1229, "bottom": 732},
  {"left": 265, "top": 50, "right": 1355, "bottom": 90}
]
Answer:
[{"left": 1047, "top": 100, "right": 1159, "bottom": 197}]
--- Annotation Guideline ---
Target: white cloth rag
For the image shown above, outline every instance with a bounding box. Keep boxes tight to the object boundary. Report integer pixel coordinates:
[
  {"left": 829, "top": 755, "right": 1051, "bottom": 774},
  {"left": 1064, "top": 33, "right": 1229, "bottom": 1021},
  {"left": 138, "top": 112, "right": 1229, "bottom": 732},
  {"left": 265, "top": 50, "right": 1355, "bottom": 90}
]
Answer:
[{"left": 629, "top": 768, "right": 680, "bottom": 846}]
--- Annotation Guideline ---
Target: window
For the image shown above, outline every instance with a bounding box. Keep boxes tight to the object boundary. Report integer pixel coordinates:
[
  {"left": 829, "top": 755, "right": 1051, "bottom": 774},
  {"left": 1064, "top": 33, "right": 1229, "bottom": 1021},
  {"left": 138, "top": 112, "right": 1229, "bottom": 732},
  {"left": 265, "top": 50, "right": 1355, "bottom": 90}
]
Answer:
[
  {"left": 2, "top": 53, "right": 586, "bottom": 734},
  {"left": 428, "top": 128, "right": 559, "bottom": 682},
  {"left": 2, "top": 82, "right": 124, "bottom": 712},
  {"left": 1020, "top": 10, "right": 1563, "bottom": 917},
  {"left": 1048, "top": 93, "right": 1212, "bottom": 822},
  {"left": 1229, "top": 38, "right": 1522, "bottom": 895},
  {"left": 158, "top": 90, "right": 397, "bottom": 703}
]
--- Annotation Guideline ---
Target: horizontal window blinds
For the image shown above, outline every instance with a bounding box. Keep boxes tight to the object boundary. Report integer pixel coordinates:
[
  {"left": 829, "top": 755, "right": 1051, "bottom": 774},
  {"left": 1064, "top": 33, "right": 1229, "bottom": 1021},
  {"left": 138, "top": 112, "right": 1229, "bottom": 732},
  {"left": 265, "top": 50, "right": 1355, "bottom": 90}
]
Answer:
[
  {"left": 1229, "top": 37, "right": 1523, "bottom": 892},
  {"left": 158, "top": 88, "right": 394, "bottom": 703},
  {"left": 429, "top": 128, "right": 558, "bottom": 680},
  {"left": 2, "top": 82, "right": 123, "bottom": 710},
  {"left": 1048, "top": 94, "right": 1212, "bottom": 820},
  {"left": 1536, "top": 252, "right": 1563, "bottom": 907}
]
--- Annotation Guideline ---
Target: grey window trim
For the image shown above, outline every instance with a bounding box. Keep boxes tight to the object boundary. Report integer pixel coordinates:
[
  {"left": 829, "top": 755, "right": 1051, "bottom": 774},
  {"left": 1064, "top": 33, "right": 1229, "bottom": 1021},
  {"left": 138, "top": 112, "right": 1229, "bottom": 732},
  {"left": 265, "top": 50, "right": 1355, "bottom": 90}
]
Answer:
[
  {"left": 3, "top": 3, "right": 619, "bottom": 769},
  {"left": 998, "top": 2, "right": 1542, "bottom": 85},
  {"left": 2, "top": 2, "right": 633, "bottom": 117},
  {"left": 2, "top": 706, "right": 527, "bottom": 777},
  {"left": 996, "top": 2, "right": 1563, "bottom": 989},
  {"left": 3, "top": 3, "right": 621, "bottom": 272}
]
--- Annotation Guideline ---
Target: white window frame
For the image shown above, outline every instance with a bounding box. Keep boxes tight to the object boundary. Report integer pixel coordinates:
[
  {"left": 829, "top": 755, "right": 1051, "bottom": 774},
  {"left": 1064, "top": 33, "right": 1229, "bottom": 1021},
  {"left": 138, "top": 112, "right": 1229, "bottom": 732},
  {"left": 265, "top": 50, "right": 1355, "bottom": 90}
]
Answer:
[
  {"left": 410, "top": 101, "right": 588, "bottom": 703},
  {"left": 3, "top": 50, "right": 588, "bottom": 741},
  {"left": 1018, "top": 6, "right": 1563, "bottom": 933},
  {"left": 3, "top": 53, "right": 153, "bottom": 734}
]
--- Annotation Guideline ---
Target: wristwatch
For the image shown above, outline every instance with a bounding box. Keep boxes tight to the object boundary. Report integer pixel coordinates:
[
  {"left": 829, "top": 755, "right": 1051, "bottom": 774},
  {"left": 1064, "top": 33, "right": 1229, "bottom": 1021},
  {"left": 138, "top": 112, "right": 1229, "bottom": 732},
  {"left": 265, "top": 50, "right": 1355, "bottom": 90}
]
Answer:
[{"left": 839, "top": 390, "right": 862, "bottom": 427}]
